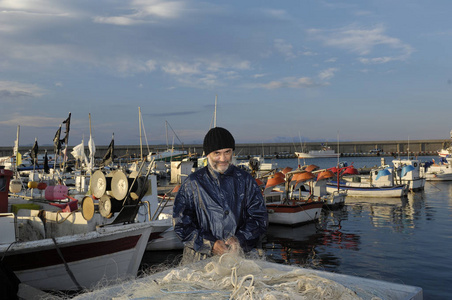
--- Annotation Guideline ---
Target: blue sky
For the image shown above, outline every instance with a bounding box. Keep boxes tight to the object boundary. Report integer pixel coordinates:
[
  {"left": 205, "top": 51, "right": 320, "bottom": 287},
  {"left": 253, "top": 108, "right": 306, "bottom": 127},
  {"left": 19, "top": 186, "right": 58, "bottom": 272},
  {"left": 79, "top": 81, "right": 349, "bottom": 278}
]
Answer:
[{"left": 1, "top": 0, "right": 452, "bottom": 148}]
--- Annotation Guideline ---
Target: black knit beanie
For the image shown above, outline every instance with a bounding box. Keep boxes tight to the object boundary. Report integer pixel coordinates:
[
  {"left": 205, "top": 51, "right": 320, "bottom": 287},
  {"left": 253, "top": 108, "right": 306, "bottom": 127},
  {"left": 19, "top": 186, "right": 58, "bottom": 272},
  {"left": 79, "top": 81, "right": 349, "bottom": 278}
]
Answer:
[{"left": 203, "top": 127, "right": 235, "bottom": 155}]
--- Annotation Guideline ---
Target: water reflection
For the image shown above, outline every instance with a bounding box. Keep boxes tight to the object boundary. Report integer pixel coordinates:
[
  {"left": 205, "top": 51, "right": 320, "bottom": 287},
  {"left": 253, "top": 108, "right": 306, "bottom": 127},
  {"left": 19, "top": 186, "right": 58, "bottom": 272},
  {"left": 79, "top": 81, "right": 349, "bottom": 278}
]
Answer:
[
  {"left": 262, "top": 193, "right": 427, "bottom": 272},
  {"left": 319, "top": 208, "right": 360, "bottom": 251},
  {"left": 263, "top": 223, "right": 322, "bottom": 266}
]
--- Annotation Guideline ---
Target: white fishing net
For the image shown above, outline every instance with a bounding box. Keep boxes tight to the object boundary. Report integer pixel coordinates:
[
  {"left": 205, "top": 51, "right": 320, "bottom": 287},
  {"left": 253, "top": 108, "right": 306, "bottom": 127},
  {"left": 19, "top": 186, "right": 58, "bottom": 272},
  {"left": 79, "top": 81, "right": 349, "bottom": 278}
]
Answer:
[{"left": 86, "top": 253, "right": 370, "bottom": 300}]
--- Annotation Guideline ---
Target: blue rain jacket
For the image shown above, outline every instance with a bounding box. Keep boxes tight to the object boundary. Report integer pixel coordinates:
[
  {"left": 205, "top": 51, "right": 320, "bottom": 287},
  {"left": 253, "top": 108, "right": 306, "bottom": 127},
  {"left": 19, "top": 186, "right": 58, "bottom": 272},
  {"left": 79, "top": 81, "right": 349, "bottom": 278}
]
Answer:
[{"left": 173, "top": 164, "right": 268, "bottom": 257}]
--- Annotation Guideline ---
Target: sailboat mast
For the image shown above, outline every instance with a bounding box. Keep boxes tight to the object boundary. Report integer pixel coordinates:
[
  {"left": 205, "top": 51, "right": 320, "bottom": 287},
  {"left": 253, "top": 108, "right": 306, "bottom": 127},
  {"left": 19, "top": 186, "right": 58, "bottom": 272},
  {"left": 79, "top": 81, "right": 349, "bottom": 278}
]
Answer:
[
  {"left": 88, "top": 113, "right": 93, "bottom": 173},
  {"left": 13, "top": 125, "right": 20, "bottom": 174},
  {"left": 139, "top": 107, "right": 143, "bottom": 161}
]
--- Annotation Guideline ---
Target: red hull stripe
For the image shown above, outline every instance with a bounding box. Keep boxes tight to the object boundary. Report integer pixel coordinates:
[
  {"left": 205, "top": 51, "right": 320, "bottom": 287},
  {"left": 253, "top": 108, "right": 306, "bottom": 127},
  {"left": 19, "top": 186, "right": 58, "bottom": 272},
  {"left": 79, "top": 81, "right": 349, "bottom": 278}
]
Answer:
[{"left": 4, "top": 235, "right": 141, "bottom": 271}]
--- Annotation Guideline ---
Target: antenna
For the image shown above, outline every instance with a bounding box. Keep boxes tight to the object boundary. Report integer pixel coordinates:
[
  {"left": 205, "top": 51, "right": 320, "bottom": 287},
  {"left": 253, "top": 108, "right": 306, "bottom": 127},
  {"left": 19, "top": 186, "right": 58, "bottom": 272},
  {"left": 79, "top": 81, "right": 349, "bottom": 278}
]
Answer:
[
  {"left": 214, "top": 95, "right": 217, "bottom": 128},
  {"left": 337, "top": 130, "right": 340, "bottom": 166}
]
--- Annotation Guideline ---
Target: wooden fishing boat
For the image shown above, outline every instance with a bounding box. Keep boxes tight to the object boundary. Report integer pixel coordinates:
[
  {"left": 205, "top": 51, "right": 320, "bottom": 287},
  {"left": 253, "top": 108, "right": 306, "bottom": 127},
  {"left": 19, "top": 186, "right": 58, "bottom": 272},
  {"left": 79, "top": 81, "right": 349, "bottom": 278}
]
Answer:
[
  {"left": 1, "top": 216, "right": 156, "bottom": 291},
  {"left": 325, "top": 182, "right": 407, "bottom": 198},
  {"left": 0, "top": 168, "right": 169, "bottom": 292},
  {"left": 263, "top": 172, "right": 325, "bottom": 226},
  {"left": 326, "top": 165, "right": 408, "bottom": 198}
]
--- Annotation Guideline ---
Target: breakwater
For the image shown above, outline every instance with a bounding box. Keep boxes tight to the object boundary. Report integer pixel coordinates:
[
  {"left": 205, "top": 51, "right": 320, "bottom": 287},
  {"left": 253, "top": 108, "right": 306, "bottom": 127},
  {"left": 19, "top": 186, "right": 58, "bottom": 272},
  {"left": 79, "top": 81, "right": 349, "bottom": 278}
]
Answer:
[{"left": 0, "top": 139, "right": 446, "bottom": 159}]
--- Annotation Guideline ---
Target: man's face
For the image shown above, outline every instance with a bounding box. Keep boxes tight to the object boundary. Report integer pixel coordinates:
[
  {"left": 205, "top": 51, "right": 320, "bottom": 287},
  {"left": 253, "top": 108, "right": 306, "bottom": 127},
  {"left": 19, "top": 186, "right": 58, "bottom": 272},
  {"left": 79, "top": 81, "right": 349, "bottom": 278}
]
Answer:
[{"left": 207, "top": 148, "right": 233, "bottom": 173}]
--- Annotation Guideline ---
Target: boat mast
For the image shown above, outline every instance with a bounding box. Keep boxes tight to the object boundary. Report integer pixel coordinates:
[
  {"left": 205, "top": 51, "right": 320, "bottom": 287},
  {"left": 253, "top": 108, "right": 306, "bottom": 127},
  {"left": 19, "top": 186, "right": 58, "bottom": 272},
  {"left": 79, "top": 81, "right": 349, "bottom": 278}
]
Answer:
[
  {"left": 214, "top": 95, "right": 217, "bottom": 128},
  {"left": 13, "top": 125, "right": 20, "bottom": 176},
  {"left": 337, "top": 130, "right": 340, "bottom": 166},
  {"left": 407, "top": 136, "right": 410, "bottom": 159},
  {"left": 88, "top": 113, "right": 94, "bottom": 174},
  {"left": 139, "top": 107, "right": 143, "bottom": 161}
]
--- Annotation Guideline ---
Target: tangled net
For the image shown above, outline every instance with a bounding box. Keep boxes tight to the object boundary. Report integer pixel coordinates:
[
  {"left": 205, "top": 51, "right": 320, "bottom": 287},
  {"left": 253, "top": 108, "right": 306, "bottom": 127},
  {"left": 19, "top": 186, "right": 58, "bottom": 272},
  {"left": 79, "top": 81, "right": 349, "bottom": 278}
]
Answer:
[{"left": 93, "top": 253, "right": 372, "bottom": 300}]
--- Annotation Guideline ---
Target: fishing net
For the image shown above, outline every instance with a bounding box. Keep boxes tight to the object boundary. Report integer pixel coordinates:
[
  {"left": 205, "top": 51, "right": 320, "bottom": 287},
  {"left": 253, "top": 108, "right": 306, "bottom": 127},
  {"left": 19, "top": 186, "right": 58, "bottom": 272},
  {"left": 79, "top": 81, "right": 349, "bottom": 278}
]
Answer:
[{"left": 78, "top": 252, "right": 371, "bottom": 300}]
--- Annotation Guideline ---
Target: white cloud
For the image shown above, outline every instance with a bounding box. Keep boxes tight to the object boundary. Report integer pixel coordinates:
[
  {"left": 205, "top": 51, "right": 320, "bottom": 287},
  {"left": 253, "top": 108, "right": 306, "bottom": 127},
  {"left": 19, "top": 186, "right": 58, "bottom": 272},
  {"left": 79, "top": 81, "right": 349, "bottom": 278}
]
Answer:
[
  {"left": 162, "top": 62, "right": 201, "bottom": 75},
  {"left": 253, "top": 73, "right": 267, "bottom": 78},
  {"left": 318, "top": 68, "right": 338, "bottom": 80},
  {"left": 93, "top": 16, "right": 143, "bottom": 26},
  {"left": 260, "top": 8, "right": 290, "bottom": 20},
  {"left": 308, "top": 24, "right": 414, "bottom": 63},
  {"left": 160, "top": 56, "right": 251, "bottom": 87},
  {"left": 258, "top": 76, "right": 325, "bottom": 89},
  {"left": 136, "top": 0, "right": 186, "bottom": 19},
  {"left": 0, "top": 113, "right": 61, "bottom": 127},
  {"left": 0, "top": 81, "right": 46, "bottom": 100},
  {"left": 274, "top": 39, "right": 296, "bottom": 59},
  {"left": 93, "top": 0, "right": 188, "bottom": 26},
  {"left": 145, "top": 60, "right": 158, "bottom": 71},
  {"left": 358, "top": 56, "right": 394, "bottom": 64},
  {"left": 0, "top": 0, "right": 74, "bottom": 16},
  {"left": 110, "top": 57, "right": 151, "bottom": 75}
]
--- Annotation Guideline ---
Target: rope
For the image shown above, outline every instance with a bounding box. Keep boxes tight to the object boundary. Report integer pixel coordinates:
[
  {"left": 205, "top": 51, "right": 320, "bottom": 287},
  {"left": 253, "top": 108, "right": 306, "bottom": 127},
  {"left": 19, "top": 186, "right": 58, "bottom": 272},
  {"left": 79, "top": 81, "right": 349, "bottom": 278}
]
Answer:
[
  {"left": 51, "top": 237, "right": 82, "bottom": 290},
  {"left": 56, "top": 209, "right": 79, "bottom": 224}
]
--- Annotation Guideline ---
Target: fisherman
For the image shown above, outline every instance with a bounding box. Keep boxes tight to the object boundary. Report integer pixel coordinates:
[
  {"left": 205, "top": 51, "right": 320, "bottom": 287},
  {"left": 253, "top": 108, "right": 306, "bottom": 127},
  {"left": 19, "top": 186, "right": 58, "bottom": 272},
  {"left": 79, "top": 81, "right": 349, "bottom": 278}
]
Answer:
[{"left": 173, "top": 127, "right": 268, "bottom": 264}]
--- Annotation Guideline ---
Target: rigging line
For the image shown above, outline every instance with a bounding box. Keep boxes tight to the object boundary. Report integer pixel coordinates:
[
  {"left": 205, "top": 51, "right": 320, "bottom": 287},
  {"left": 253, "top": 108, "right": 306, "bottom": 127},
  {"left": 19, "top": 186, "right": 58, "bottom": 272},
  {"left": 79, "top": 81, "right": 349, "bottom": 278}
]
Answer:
[
  {"left": 139, "top": 111, "right": 151, "bottom": 154},
  {"left": 165, "top": 121, "right": 185, "bottom": 148},
  {"left": 52, "top": 237, "right": 82, "bottom": 290}
]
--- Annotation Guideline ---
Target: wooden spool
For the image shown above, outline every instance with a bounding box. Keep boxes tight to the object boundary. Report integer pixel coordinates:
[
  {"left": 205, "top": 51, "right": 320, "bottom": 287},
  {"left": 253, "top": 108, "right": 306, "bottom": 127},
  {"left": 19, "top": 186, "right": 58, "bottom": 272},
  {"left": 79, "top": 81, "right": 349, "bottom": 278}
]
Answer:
[
  {"left": 98, "top": 194, "right": 122, "bottom": 219},
  {"left": 111, "top": 170, "right": 129, "bottom": 201},
  {"left": 81, "top": 196, "right": 98, "bottom": 221},
  {"left": 91, "top": 170, "right": 107, "bottom": 199},
  {"left": 128, "top": 172, "right": 147, "bottom": 201}
]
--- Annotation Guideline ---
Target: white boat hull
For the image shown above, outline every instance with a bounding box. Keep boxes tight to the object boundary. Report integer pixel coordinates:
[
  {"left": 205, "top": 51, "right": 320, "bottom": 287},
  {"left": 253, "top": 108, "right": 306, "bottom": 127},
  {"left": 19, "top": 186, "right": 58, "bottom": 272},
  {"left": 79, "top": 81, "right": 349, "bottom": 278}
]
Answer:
[
  {"left": 424, "top": 157, "right": 452, "bottom": 181},
  {"left": 146, "top": 226, "right": 184, "bottom": 251},
  {"left": 266, "top": 201, "right": 324, "bottom": 226},
  {"left": 323, "top": 192, "right": 347, "bottom": 208},
  {"left": 295, "top": 151, "right": 339, "bottom": 159},
  {"left": 401, "top": 177, "right": 426, "bottom": 190},
  {"left": 425, "top": 171, "right": 452, "bottom": 181},
  {"left": 2, "top": 221, "right": 154, "bottom": 291},
  {"left": 326, "top": 183, "right": 407, "bottom": 198}
]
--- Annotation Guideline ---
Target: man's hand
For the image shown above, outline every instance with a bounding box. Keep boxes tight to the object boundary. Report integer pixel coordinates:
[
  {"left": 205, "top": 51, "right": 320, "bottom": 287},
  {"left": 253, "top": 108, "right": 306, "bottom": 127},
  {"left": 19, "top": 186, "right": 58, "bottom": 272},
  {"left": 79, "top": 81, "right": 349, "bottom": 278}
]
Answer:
[
  {"left": 225, "top": 236, "right": 240, "bottom": 253},
  {"left": 212, "top": 240, "right": 229, "bottom": 255}
]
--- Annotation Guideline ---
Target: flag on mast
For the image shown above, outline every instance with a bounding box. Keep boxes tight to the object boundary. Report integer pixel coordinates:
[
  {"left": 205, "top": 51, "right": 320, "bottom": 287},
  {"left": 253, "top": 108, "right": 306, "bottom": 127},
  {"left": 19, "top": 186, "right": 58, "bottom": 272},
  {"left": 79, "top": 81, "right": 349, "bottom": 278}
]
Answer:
[
  {"left": 30, "top": 139, "right": 38, "bottom": 166},
  {"left": 53, "top": 126, "right": 62, "bottom": 154},
  {"left": 44, "top": 150, "right": 50, "bottom": 174},
  {"left": 61, "top": 113, "right": 71, "bottom": 146},
  {"left": 101, "top": 134, "right": 114, "bottom": 167}
]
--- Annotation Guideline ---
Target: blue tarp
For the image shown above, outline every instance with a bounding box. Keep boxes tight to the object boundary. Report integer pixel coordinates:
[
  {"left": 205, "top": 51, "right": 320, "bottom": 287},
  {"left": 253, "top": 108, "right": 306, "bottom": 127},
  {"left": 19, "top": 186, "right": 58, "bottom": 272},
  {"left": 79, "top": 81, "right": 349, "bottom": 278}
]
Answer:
[
  {"left": 375, "top": 168, "right": 391, "bottom": 181},
  {"left": 401, "top": 165, "right": 415, "bottom": 177}
]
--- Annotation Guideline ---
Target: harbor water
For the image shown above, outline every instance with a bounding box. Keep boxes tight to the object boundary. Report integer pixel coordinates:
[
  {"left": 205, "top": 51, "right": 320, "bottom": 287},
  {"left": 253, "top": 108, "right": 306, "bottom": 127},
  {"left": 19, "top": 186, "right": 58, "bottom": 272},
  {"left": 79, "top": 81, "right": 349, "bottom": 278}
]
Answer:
[{"left": 142, "top": 156, "right": 452, "bottom": 299}]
